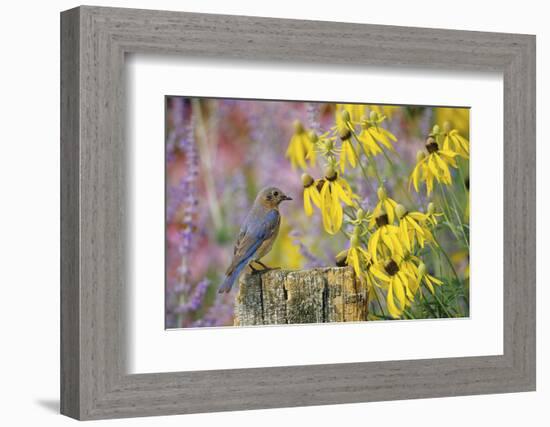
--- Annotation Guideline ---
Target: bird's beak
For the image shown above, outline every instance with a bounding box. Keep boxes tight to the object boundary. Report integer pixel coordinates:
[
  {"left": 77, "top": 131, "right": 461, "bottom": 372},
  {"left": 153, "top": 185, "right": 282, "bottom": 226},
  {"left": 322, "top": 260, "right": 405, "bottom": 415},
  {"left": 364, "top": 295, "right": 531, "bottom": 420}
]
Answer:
[{"left": 282, "top": 195, "right": 293, "bottom": 201}]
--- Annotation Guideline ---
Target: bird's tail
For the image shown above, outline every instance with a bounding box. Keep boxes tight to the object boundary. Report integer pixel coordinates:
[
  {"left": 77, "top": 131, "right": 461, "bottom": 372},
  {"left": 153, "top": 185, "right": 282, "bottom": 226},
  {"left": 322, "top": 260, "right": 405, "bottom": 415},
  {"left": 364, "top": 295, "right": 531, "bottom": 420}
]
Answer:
[{"left": 218, "top": 260, "right": 248, "bottom": 293}]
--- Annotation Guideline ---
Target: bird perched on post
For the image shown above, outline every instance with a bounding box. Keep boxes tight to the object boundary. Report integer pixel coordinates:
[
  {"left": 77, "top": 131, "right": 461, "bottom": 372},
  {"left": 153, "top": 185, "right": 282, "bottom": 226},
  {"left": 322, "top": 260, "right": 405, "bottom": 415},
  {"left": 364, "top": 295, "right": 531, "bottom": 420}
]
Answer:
[{"left": 218, "top": 187, "right": 292, "bottom": 293}]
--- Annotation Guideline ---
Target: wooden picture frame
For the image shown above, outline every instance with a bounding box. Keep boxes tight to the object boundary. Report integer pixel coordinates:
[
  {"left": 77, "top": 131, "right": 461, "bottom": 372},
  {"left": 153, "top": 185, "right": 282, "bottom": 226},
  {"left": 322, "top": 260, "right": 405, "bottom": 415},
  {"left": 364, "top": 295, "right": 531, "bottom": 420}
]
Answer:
[{"left": 60, "top": 5, "right": 536, "bottom": 420}]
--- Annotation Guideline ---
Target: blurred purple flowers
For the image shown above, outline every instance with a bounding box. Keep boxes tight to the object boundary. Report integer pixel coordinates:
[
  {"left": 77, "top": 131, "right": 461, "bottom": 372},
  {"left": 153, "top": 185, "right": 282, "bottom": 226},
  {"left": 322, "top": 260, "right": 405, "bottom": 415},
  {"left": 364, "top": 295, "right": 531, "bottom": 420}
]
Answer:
[{"left": 166, "top": 98, "right": 233, "bottom": 329}]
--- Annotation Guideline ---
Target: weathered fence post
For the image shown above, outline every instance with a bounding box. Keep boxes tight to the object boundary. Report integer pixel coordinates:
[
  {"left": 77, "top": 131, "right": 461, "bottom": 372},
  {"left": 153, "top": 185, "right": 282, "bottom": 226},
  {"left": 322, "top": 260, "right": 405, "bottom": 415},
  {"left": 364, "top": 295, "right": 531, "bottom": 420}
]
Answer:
[{"left": 234, "top": 266, "right": 368, "bottom": 326}]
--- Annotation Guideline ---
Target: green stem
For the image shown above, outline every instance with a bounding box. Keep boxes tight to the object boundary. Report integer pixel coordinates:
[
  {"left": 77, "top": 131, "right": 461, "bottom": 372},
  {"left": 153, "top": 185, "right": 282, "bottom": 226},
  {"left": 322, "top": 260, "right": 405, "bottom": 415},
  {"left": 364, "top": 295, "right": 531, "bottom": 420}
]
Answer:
[
  {"left": 339, "top": 229, "right": 352, "bottom": 240},
  {"left": 432, "top": 289, "right": 454, "bottom": 318},
  {"left": 347, "top": 136, "right": 376, "bottom": 191},
  {"left": 437, "top": 184, "right": 460, "bottom": 241},
  {"left": 372, "top": 285, "right": 389, "bottom": 318},
  {"left": 432, "top": 234, "right": 461, "bottom": 287},
  {"left": 456, "top": 160, "right": 469, "bottom": 198},
  {"left": 351, "top": 132, "right": 383, "bottom": 185},
  {"left": 442, "top": 184, "right": 470, "bottom": 250},
  {"left": 420, "top": 290, "right": 438, "bottom": 318},
  {"left": 381, "top": 148, "right": 395, "bottom": 169},
  {"left": 402, "top": 308, "right": 414, "bottom": 319}
]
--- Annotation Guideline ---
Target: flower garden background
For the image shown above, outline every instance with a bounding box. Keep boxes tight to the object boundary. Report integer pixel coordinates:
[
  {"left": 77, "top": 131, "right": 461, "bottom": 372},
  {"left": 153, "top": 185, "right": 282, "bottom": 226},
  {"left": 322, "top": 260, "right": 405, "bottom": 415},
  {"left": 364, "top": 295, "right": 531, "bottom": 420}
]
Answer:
[{"left": 165, "top": 96, "right": 470, "bottom": 328}]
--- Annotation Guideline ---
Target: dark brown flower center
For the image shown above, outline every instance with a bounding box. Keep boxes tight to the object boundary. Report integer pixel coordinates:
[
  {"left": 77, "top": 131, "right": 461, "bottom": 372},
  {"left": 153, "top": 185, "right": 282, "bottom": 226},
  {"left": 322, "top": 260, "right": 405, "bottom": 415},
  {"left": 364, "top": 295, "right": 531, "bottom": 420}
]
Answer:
[
  {"left": 375, "top": 213, "right": 389, "bottom": 227},
  {"left": 335, "top": 250, "right": 348, "bottom": 267},
  {"left": 339, "top": 128, "right": 352, "bottom": 141},
  {"left": 426, "top": 142, "right": 439, "bottom": 154},
  {"left": 325, "top": 171, "right": 338, "bottom": 182},
  {"left": 316, "top": 179, "right": 326, "bottom": 192},
  {"left": 425, "top": 137, "right": 439, "bottom": 154},
  {"left": 384, "top": 260, "right": 399, "bottom": 276}
]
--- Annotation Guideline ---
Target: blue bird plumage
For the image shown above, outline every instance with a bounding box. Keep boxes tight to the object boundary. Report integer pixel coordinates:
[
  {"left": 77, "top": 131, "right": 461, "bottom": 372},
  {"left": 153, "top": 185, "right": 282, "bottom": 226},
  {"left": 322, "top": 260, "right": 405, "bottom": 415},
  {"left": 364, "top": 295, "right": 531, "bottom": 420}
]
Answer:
[{"left": 219, "top": 187, "right": 292, "bottom": 293}]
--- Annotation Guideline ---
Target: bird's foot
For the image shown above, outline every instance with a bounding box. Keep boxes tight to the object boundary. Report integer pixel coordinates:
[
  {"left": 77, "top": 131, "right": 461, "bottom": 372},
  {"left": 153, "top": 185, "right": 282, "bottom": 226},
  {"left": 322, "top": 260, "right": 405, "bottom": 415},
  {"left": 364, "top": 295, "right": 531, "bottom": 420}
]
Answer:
[{"left": 251, "top": 261, "right": 280, "bottom": 273}]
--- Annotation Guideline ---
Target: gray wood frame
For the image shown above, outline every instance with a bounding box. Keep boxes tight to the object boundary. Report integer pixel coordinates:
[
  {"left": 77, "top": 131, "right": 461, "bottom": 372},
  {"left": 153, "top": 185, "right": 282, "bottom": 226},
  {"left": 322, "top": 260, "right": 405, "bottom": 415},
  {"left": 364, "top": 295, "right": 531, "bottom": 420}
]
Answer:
[{"left": 60, "top": 5, "right": 536, "bottom": 420}]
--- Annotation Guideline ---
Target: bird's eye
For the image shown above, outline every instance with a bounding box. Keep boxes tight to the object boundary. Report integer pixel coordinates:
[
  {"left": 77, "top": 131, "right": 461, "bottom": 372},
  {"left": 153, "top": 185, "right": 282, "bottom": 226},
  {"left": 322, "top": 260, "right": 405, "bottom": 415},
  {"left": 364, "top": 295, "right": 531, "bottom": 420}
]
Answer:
[{"left": 273, "top": 191, "right": 279, "bottom": 197}]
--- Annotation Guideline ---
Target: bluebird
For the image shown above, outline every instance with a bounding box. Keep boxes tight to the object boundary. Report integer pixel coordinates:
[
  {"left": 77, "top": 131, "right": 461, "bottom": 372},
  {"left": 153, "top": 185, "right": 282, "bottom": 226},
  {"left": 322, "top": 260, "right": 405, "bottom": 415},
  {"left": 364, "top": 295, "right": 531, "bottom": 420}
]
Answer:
[{"left": 218, "top": 187, "right": 292, "bottom": 293}]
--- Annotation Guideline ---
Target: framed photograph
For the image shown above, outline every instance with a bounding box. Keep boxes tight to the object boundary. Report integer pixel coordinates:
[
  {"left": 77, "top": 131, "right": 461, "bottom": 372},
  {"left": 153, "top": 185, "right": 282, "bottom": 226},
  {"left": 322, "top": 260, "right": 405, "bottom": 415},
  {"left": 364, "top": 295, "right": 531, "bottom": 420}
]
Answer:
[
  {"left": 61, "top": 6, "right": 536, "bottom": 420},
  {"left": 165, "top": 96, "right": 472, "bottom": 328}
]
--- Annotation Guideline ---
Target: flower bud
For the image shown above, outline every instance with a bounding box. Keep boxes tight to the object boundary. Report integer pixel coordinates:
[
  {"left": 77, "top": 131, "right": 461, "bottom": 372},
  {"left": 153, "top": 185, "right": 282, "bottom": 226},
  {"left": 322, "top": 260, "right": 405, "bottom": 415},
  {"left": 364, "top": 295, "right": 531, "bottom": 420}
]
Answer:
[
  {"left": 293, "top": 120, "right": 304, "bottom": 133},
  {"left": 395, "top": 204, "right": 407, "bottom": 219},
  {"left": 427, "top": 202, "right": 435, "bottom": 215},
  {"left": 432, "top": 124, "right": 440, "bottom": 134},
  {"left": 369, "top": 110, "right": 378, "bottom": 122},
  {"left": 356, "top": 208, "right": 365, "bottom": 221},
  {"left": 418, "top": 262, "right": 427, "bottom": 277},
  {"left": 301, "top": 173, "right": 314, "bottom": 188},
  {"left": 443, "top": 121, "right": 451, "bottom": 133},
  {"left": 340, "top": 109, "right": 351, "bottom": 123},
  {"left": 377, "top": 186, "right": 387, "bottom": 200},
  {"left": 350, "top": 234, "right": 360, "bottom": 248},
  {"left": 416, "top": 150, "right": 426, "bottom": 162},
  {"left": 308, "top": 130, "right": 318, "bottom": 143}
]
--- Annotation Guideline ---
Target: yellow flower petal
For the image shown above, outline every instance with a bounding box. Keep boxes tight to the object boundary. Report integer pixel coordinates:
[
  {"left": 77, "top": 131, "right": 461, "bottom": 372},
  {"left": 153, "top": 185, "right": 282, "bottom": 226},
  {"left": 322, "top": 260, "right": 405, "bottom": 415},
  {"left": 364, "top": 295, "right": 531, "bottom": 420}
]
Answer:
[
  {"left": 434, "top": 154, "right": 452, "bottom": 183},
  {"left": 424, "top": 277, "right": 435, "bottom": 294},
  {"left": 399, "top": 220, "right": 411, "bottom": 252},
  {"left": 368, "top": 230, "right": 381, "bottom": 263},
  {"left": 347, "top": 248, "right": 361, "bottom": 277},
  {"left": 384, "top": 200, "right": 395, "bottom": 224},
  {"left": 370, "top": 264, "right": 390, "bottom": 283},
  {"left": 320, "top": 182, "right": 335, "bottom": 234},
  {"left": 393, "top": 275, "right": 406, "bottom": 309},
  {"left": 335, "top": 182, "right": 353, "bottom": 206},
  {"left": 304, "top": 190, "right": 313, "bottom": 216},
  {"left": 428, "top": 274, "right": 443, "bottom": 285},
  {"left": 386, "top": 281, "right": 400, "bottom": 318}
]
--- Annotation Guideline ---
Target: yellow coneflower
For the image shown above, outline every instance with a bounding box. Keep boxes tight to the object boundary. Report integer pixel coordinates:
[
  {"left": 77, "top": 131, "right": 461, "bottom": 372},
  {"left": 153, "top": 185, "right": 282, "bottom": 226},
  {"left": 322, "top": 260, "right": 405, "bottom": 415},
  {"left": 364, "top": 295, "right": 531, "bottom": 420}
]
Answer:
[
  {"left": 370, "top": 258, "right": 412, "bottom": 318},
  {"left": 368, "top": 212, "right": 404, "bottom": 263},
  {"left": 336, "top": 103, "right": 365, "bottom": 124},
  {"left": 301, "top": 173, "right": 321, "bottom": 216},
  {"left": 434, "top": 108, "right": 469, "bottom": 138},
  {"left": 358, "top": 111, "right": 397, "bottom": 157},
  {"left": 319, "top": 167, "right": 355, "bottom": 234},
  {"left": 340, "top": 231, "right": 377, "bottom": 297},
  {"left": 327, "top": 109, "right": 358, "bottom": 173},
  {"left": 346, "top": 232, "right": 371, "bottom": 278},
  {"left": 313, "top": 130, "right": 339, "bottom": 160},
  {"left": 368, "top": 104, "right": 398, "bottom": 120},
  {"left": 423, "top": 202, "right": 443, "bottom": 227},
  {"left": 395, "top": 204, "right": 434, "bottom": 251},
  {"left": 372, "top": 186, "right": 399, "bottom": 225},
  {"left": 409, "top": 137, "right": 458, "bottom": 195},
  {"left": 286, "top": 120, "right": 315, "bottom": 169},
  {"left": 349, "top": 208, "right": 372, "bottom": 231},
  {"left": 387, "top": 253, "right": 425, "bottom": 303},
  {"left": 417, "top": 262, "right": 443, "bottom": 294},
  {"left": 339, "top": 135, "right": 357, "bottom": 173},
  {"left": 441, "top": 122, "right": 469, "bottom": 159}
]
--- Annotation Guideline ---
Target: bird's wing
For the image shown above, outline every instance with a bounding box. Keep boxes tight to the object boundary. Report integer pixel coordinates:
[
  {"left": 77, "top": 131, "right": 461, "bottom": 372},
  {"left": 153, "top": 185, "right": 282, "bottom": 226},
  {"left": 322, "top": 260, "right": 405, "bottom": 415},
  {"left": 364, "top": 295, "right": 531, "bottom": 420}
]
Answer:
[{"left": 225, "top": 209, "right": 280, "bottom": 276}]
